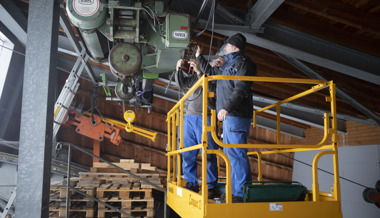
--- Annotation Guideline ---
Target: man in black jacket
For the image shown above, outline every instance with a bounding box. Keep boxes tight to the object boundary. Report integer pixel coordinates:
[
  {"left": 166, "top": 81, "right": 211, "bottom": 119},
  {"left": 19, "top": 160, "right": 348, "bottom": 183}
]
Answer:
[{"left": 193, "top": 33, "right": 257, "bottom": 202}]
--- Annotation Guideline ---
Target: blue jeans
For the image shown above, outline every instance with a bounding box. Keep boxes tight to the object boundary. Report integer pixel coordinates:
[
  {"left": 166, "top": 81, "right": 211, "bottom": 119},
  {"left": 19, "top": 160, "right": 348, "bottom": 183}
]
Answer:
[
  {"left": 182, "top": 115, "right": 219, "bottom": 189},
  {"left": 223, "top": 116, "right": 251, "bottom": 197}
]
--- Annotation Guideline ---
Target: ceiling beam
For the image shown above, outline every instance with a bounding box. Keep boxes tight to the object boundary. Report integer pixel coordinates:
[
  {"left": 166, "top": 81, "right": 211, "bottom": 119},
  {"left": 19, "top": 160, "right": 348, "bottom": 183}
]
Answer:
[
  {"left": 246, "top": 0, "right": 285, "bottom": 28},
  {"left": 174, "top": 1, "right": 380, "bottom": 84},
  {"left": 197, "top": 20, "right": 380, "bottom": 86},
  {"left": 216, "top": 3, "right": 245, "bottom": 25},
  {"left": 254, "top": 116, "right": 304, "bottom": 139},
  {"left": 0, "top": 0, "right": 27, "bottom": 45},
  {"left": 196, "top": 19, "right": 263, "bottom": 34},
  {"left": 283, "top": 0, "right": 380, "bottom": 37},
  {"left": 275, "top": 52, "right": 380, "bottom": 126}
]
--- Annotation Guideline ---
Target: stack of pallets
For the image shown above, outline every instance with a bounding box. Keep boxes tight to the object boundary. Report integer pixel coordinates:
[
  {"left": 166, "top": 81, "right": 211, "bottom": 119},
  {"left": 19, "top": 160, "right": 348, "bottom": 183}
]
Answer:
[
  {"left": 97, "top": 183, "right": 155, "bottom": 217},
  {"left": 49, "top": 179, "right": 96, "bottom": 217},
  {"left": 49, "top": 159, "right": 164, "bottom": 218}
]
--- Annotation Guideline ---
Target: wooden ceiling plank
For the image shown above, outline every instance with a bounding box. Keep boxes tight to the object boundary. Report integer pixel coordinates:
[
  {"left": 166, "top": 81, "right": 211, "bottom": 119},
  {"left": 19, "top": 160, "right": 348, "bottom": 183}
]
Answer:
[
  {"left": 284, "top": 0, "right": 380, "bottom": 36},
  {"left": 271, "top": 5, "right": 380, "bottom": 58}
]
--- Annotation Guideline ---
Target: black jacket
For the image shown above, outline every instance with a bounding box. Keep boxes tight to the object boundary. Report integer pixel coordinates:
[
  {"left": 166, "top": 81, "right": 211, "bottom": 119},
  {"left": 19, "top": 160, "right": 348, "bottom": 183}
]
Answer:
[
  {"left": 197, "top": 51, "right": 257, "bottom": 118},
  {"left": 174, "top": 69, "right": 216, "bottom": 116}
]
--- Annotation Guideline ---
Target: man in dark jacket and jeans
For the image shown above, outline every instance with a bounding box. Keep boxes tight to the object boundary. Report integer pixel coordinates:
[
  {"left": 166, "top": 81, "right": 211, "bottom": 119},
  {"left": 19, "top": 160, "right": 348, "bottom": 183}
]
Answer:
[{"left": 194, "top": 33, "right": 257, "bottom": 202}]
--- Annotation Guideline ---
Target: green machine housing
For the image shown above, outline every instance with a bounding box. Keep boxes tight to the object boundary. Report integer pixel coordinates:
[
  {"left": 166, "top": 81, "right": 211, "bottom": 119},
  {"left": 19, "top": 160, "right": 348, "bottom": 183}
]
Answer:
[
  {"left": 65, "top": 0, "right": 191, "bottom": 103},
  {"left": 66, "top": 0, "right": 191, "bottom": 80},
  {"left": 165, "top": 14, "right": 190, "bottom": 48}
]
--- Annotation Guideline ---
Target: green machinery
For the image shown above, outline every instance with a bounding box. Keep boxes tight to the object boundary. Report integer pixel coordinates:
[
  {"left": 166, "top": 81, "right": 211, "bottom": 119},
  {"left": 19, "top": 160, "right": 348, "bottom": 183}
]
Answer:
[{"left": 66, "top": 0, "right": 190, "bottom": 102}]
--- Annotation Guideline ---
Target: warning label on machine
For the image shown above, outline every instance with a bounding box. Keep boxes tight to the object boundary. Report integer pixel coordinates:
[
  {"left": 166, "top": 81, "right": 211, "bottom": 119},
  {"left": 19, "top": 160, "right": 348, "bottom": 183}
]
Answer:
[
  {"left": 73, "top": 0, "right": 99, "bottom": 16},
  {"left": 269, "top": 203, "right": 283, "bottom": 211}
]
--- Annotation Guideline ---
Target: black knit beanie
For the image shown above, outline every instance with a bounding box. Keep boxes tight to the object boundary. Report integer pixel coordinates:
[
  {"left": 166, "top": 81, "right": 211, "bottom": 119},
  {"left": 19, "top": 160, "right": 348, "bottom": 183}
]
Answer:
[{"left": 226, "top": 33, "right": 246, "bottom": 51}]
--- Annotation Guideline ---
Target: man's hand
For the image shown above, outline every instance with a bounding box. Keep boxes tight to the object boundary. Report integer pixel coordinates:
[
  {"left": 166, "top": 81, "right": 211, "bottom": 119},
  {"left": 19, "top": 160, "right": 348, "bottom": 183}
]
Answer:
[
  {"left": 212, "top": 57, "right": 226, "bottom": 68},
  {"left": 218, "top": 109, "right": 228, "bottom": 121},
  {"left": 188, "top": 59, "right": 202, "bottom": 75},
  {"left": 176, "top": 59, "right": 184, "bottom": 71},
  {"left": 195, "top": 45, "right": 202, "bottom": 57}
]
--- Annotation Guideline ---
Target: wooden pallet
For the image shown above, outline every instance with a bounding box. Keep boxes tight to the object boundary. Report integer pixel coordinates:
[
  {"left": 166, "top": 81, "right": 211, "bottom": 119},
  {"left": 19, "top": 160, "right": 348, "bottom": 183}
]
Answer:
[
  {"left": 98, "top": 197, "right": 154, "bottom": 209},
  {"left": 51, "top": 187, "right": 96, "bottom": 199},
  {"left": 49, "top": 201, "right": 95, "bottom": 218},
  {"left": 98, "top": 207, "right": 154, "bottom": 218},
  {"left": 78, "top": 172, "right": 163, "bottom": 188},
  {"left": 97, "top": 183, "right": 153, "bottom": 199},
  {"left": 91, "top": 159, "right": 156, "bottom": 172}
]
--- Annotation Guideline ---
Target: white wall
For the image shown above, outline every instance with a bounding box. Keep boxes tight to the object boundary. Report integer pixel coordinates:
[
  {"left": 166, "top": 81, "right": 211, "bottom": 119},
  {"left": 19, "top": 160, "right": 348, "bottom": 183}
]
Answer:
[
  {"left": 0, "top": 163, "right": 17, "bottom": 202},
  {"left": 293, "top": 145, "right": 380, "bottom": 218}
]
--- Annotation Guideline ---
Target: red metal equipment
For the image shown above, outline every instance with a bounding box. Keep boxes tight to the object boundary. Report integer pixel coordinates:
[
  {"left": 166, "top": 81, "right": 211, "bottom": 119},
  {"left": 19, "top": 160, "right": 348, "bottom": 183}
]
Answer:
[{"left": 62, "top": 109, "right": 123, "bottom": 163}]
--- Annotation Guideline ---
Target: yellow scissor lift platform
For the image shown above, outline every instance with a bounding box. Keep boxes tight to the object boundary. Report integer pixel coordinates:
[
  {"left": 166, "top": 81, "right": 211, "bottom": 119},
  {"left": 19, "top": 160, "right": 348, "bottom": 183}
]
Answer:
[{"left": 166, "top": 75, "right": 343, "bottom": 218}]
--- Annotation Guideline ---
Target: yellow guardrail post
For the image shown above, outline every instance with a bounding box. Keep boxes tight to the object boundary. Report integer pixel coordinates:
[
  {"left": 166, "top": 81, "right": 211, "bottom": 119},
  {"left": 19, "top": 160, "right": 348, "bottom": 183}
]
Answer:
[
  {"left": 201, "top": 75, "right": 209, "bottom": 217},
  {"left": 256, "top": 152, "right": 262, "bottom": 181},
  {"left": 172, "top": 111, "right": 177, "bottom": 183},
  {"left": 312, "top": 150, "right": 334, "bottom": 202},
  {"left": 209, "top": 150, "right": 232, "bottom": 204},
  {"left": 167, "top": 115, "right": 171, "bottom": 184},
  {"left": 178, "top": 102, "right": 184, "bottom": 186},
  {"left": 180, "top": 102, "right": 184, "bottom": 150},
  {"left": 329, "top": 82, "right": 341, "bottom": 202}
]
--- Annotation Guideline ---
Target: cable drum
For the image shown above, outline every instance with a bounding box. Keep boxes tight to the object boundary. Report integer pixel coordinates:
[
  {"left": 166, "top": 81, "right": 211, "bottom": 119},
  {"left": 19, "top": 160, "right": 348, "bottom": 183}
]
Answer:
[{"left": 109, "top": 43, "right": 142, "bottom": 80}]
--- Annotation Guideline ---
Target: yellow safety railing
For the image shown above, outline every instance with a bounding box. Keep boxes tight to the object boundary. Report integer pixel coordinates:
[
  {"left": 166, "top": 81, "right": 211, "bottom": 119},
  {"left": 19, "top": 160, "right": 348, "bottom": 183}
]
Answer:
[{"left": 166, "top": 74, "right": 341, "bottom": 217}]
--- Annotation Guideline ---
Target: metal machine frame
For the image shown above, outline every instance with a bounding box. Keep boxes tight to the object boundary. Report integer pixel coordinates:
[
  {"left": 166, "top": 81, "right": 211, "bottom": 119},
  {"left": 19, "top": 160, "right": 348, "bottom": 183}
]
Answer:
[{"left": 166, "top": 75, "right": 342, "bottom": 217}]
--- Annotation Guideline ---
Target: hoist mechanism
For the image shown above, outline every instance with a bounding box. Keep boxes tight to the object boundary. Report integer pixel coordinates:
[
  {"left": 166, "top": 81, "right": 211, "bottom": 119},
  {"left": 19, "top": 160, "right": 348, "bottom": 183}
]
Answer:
[{"left": 65, "top": 0, "right": 191, "bottom": 106}]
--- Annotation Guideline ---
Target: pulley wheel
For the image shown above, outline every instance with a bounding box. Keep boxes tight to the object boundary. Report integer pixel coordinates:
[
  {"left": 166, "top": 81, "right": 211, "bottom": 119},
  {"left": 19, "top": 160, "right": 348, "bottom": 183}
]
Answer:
[
  {"left": 109, "top": 43, "right": 142, "bottom": 78},
  {"left": 115, "top": 81, "right": 134, "bottom": 101},
  {"left": 363, "top": 188, "right": 378, "bottom": 203}
]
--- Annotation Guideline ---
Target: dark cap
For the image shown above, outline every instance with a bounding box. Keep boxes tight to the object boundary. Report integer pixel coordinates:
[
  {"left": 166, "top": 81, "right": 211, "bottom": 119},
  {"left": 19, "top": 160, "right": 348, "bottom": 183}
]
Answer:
[{"left": 226, "top": 33, "right": 246, "bottom": 51}]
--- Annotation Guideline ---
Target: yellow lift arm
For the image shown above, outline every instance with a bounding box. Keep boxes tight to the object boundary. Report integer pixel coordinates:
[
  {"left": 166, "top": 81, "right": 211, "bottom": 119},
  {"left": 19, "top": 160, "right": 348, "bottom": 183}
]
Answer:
[{"left": 102, "top": 110, "right": 157, "bottom": 142}]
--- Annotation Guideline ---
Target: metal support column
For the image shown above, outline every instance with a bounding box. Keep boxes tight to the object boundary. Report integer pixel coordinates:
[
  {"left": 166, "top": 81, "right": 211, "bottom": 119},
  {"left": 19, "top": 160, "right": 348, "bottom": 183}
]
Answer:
[{"left": 15, "top": 0, "right": 60, "bottom": 217}]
